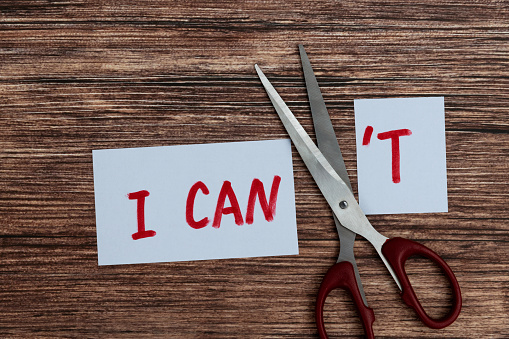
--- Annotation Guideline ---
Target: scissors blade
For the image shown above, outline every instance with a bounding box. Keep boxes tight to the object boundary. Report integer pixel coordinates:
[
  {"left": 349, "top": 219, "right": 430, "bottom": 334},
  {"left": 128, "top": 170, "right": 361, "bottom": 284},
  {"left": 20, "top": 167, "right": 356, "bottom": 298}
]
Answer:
[
  {"left": 299, "top": 45, "right": 368, "bottom": 305},
  {"left": 299, "top": 45, "right": 352, "bottom": 192},
  {"left": 255, "top": 63, "right": 377, "bottom": 244},
  {"left": 255, "top": 64, "right": 402, "bottom": 290}
]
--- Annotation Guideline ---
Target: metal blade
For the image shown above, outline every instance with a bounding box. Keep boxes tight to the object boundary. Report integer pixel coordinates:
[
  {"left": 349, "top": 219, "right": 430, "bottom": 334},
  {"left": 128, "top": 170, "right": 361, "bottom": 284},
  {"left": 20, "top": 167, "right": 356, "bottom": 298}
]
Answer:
[
  {"left": 299, "top": 45, "right": 367, "bottom": 305},
  {"left": 299, "top": 45, "right": 352, "bottom": 191},
  {"left": 255, "top": 64, "right": 402, "bottom": 291}
]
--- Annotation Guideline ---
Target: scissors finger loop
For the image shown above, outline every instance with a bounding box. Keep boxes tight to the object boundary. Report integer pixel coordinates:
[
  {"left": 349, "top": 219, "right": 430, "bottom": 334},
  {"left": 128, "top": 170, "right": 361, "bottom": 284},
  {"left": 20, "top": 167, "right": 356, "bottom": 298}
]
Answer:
[
  {"left": 382, "top": 237, "right": 462, "bottom": 329},
  {"left": 316, "top": 261, "right": 375, "bottom": 339}
]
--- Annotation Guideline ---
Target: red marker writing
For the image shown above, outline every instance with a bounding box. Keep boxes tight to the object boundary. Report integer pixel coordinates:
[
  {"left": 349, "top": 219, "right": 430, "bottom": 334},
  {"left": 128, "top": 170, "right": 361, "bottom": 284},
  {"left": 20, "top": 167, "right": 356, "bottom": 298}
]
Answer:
[
  {"left": 377, "top": 129, "right": 412, "bottom": 184},
  {"left": 213, "top": 181, "right": 244, "bottom": 228},
  {"left": 185, "top": 176, "right": 282, "bottom": 229},
  {"left": 362, "top": 126, "right": 412, "bottom": 184},
  {"left": 186, "top": 181, "right": 210, "bottom": 229},
  {"left": 246, "top": 176, "right": 281, "bottom": 224},
  {"left": 362, "top": 125, "right": 374, "bottom": 146},
  {"left": 127, "top": 190, "right": 157, "bottom": 240}
]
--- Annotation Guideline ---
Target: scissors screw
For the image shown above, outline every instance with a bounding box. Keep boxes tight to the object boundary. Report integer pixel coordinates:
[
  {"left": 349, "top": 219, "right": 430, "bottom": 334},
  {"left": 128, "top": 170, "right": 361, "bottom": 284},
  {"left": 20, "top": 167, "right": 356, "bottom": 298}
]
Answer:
[{"left": 339, "top": 200, "right": 348, "bottom": 209}]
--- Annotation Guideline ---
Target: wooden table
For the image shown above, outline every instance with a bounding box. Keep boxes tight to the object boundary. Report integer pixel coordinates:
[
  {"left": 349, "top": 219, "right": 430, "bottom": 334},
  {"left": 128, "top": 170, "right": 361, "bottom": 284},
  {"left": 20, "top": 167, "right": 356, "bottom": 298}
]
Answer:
[{"left": 1, "top": 1, "right": 507, "bottom": 337}]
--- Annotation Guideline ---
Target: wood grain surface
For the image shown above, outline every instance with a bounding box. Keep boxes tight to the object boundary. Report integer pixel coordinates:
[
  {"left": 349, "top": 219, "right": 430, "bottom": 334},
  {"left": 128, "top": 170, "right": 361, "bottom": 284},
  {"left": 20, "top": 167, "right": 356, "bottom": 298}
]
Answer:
[{"left": 1, "top": 1, "right": 508, "bottom": 338}]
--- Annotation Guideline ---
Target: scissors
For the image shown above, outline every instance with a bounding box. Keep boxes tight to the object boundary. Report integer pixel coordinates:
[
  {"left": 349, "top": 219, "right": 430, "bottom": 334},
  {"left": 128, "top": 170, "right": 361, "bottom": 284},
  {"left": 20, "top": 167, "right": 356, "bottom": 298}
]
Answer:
[{"left": 255, "top": 45, "right": 462, "bottom": 338}]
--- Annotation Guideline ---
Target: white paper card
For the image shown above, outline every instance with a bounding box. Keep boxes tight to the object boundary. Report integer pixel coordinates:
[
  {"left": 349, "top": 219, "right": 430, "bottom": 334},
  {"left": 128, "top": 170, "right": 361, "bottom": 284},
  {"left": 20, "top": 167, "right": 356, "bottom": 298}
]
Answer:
[
  {"left": 354, "top": 97, "right": 448, "bottom": 215},
  {"left": 93, "top": 139, "right": 298, "bottom": 265}
]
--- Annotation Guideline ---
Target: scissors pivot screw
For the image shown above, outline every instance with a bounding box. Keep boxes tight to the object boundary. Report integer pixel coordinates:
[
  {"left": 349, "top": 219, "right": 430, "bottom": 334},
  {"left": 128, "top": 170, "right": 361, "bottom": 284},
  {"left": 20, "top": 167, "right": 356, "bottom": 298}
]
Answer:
[{"left": 339, "top": 200, "right": 348, "bottom": 209}]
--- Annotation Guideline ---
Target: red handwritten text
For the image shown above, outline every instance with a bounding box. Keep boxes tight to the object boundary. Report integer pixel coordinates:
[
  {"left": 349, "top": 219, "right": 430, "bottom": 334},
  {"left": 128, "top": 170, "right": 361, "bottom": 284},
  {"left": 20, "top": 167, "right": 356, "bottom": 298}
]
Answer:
[
  {"left": 213, "top": 181, "right": 244, "bottom": 228},
  {"left": 246, "top": 176, "right": 281, "bottom": 224},
  {"left": 186, "top": 175, "right": 282, "bottom": 229},
  {"left": 128, "top": 176, "right": 282, "bottom": 239},
  {"left": 127, "top": 190, "right": 157, "bottom": 240},
  {"left": 186, "top": 181, "right": 210, "bottom": 229},
  {"left": 377, "top": 129, "right": 412, "bottom": 183},
  {"left": 362, "top": 125, "right": 374, "bottom": 146}
]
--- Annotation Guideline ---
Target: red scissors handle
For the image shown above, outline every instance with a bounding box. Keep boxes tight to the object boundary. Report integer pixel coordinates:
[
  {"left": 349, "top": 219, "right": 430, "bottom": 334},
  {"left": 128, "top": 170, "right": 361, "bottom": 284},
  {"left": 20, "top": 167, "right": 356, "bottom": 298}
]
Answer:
[
  {"left": 382, "top": 237, "right": 462, "bottom": 329},
  {"left": 316, "top": 261, "right": 375, "bottom": 339}
]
